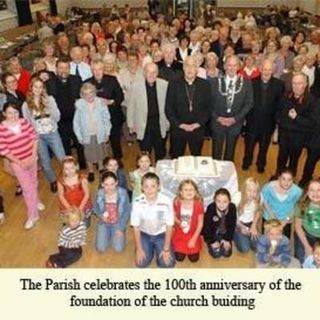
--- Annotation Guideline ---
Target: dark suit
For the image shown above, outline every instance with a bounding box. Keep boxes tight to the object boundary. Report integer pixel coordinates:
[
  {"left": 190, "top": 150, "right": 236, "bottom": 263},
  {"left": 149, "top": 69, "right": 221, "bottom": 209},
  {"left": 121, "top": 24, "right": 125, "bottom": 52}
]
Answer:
[
  {"left": 211, "top": 75, "right": 253, "bottom": 161},
  {"left": 46, "top": 74, "right": 86, "bottom": 169},
  {"left": 165, "top": 77, "right": 211, "bottom": 158},
  {"left": 176, "top": 47, "right": 192, "bottom": 64},
  {"left": 157, "top": 60, "right": 183, "bottom": 83},
  {"left": 86, "top": 75, "right": 124, "bottom": 159},
  {"left": 243, "top": 77, "right": 285, "bottom": 171},
  {"left": 277, "top": 93, "right": 317, "bottom": 176}
]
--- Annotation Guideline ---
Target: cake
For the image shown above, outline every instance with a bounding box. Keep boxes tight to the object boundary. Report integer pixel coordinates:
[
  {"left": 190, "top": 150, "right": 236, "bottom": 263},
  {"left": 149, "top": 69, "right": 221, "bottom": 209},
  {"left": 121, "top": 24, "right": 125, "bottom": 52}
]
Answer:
[{"left": 174, "top": 156, "right": 218, "bottom": 177}]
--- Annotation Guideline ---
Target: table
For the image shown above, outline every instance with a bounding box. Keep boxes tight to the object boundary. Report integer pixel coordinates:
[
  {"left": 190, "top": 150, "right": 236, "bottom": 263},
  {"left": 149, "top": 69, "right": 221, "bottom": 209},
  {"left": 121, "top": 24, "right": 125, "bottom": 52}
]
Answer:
[{"left": 156, "top": 159, "right": 240, "bottom": 208}]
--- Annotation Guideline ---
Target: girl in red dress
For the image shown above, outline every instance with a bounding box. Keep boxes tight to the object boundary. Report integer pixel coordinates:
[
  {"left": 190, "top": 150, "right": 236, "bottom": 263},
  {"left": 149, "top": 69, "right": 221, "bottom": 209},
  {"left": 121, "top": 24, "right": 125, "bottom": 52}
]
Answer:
[
  {"left": 172, "top": 179, "right": 204, "bottom": 263},
  {"left": 57, "top": 156, "right": 92, "bottom": 227}
]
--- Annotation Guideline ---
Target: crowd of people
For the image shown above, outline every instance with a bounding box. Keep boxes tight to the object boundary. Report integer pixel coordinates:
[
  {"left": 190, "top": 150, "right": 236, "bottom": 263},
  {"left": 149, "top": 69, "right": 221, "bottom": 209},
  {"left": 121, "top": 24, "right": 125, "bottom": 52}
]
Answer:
[{"left": 0, "top": 3, "right": 320, "bottom": 269}]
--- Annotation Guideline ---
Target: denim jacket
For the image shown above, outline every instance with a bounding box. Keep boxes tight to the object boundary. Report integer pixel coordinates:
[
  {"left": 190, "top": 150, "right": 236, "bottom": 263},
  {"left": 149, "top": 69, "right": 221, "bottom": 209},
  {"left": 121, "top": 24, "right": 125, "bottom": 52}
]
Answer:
[
  {"left": 73, "top": 97, "right": 111, "bottom": 144},
  {"left": 256, "top": 235, "right": 291, "bottom": 266},
  {"left": 94, "top": 187, "right": 131, "bottom": 231}
]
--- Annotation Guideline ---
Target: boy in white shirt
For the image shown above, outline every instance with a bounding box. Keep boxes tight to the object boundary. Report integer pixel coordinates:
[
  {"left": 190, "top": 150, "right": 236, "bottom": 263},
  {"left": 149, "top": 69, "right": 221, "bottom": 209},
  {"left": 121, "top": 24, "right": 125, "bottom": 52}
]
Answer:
[{"left": 131, "top": 172, "right": 175, "bottom": 268}]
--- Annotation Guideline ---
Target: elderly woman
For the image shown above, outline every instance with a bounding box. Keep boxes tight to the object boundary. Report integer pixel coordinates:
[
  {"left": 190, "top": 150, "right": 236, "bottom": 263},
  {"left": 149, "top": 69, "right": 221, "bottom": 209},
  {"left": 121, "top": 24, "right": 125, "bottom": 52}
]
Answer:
[
  {"left": 103, "top": 53, "right": 119, "bottom": 78},
  {"left": 73, "top": 82, "right": 112, "bottom": 182},
  {"left": 42, "top": 39, "right": 58, "bottom": 74},
  {"left": 262, "top": 39, "right": 283, "bottom": 79},
  {"left": 204, "top": 52, "right": 221, "bottom": 83},
  {"left": 274, "top": 36, "right": 295, "bottom": 77},
  {"left": 7, "top": 56, "right": 31, "bottom": 97}
]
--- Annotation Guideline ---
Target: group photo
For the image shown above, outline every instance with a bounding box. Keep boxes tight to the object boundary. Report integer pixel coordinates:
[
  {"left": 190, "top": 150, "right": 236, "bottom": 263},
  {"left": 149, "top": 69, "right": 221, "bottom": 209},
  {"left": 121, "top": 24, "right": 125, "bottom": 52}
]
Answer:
[{"left": 0, "top": 0, "right": 320, "bottom": 269}]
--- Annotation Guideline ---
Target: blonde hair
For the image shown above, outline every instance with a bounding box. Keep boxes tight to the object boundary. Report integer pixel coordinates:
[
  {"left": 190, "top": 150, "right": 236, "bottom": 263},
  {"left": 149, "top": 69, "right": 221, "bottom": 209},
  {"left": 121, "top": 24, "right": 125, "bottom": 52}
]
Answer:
[
  {"left": 238, "top": 177, "right": 261, "bottom": 215},
  {"left": 80, "top": 82, "right": 97, "bottom": 98},
  {"left": 299, "top": 179, "right": 320, "bottom": 213},
  {"left": 176, "top": 179, "right": 202, "bottom": 202},
  {"left": 264, "top": 219, "right": 282, "bottom": 234},
  {"left": 66, "top": 206, "right": 83, "bottom": 226},
  {"left": 61, "top": 156, "right": 80, "bottom": 177}
]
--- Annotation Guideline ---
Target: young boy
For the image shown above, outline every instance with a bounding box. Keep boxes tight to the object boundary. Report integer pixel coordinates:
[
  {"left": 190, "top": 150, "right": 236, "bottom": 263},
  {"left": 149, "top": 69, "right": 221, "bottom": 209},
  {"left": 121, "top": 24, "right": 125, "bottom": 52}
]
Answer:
[
  {"left": 303, "top": 242, "right": 320, "bottom": 268},
  {"left": 256, "top": 219, "right": 300, "bottom": 268},
  {"left": 46, "top": 207, "right": 87, "bottom": 268},
  {"left": 131, "top": 172, "right": 175, "bottom": 268}
]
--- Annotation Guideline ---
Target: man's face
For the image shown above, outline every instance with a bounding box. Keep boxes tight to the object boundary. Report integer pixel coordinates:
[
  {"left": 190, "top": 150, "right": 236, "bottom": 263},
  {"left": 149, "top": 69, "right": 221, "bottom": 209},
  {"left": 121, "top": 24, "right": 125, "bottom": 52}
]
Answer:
[
  {"left": 225, "top": 57, "right": 239, "bottom": 77},
  {"left": 57, "top": 62, "right": 70, "bottom": 79}
]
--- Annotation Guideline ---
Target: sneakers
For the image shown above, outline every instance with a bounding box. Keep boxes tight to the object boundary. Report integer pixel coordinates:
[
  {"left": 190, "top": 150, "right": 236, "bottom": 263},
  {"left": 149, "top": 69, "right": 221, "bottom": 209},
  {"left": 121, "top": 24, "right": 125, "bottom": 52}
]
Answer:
[
  {"left": 37, "top": 202, "right": 45, "bottom": 211},
  {"left": 24, "top": 219, "right": 36, "bottom": 230}
]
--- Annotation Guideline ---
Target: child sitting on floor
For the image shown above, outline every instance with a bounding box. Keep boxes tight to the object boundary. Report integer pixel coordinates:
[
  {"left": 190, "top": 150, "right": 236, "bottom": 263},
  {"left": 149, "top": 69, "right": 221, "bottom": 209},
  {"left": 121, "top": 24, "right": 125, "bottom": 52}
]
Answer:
[{"left": 46, "top": 207, "right": 87, "bottom": 268}]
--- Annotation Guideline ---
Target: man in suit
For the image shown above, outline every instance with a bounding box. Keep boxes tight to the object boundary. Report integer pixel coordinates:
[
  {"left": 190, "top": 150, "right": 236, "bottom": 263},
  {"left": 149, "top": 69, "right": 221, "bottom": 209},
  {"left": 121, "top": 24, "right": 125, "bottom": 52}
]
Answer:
[
  {"left": 165, "top": 56, "right": 211, "bottom": 158},
  {"left": 46, "top": 58, "right": 86, "bottom": 169},
  {"left": 127, "top": 62, "right": 169, "bottom": 161},
  {"left": 242, "top": 59, "right": 285, "bottom": 173},
  {"left": 211, "top": 55, "right": 253, "bottom": 161}
]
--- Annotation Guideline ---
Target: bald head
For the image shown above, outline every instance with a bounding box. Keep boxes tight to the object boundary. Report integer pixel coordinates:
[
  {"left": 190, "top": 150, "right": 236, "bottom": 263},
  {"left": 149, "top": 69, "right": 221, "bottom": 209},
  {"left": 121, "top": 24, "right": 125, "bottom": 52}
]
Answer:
[
  {"left": 260, "top": 59, "right": 274, "bottom": 82},
  {"left": 144, "top": 62, "right": 158, "bottom": 84},
  {"left": 183, "top": 56, "right": 198, "bottom": 83},
  {"left": 292, "top": 73, "right": 308, "bottom": 97}
]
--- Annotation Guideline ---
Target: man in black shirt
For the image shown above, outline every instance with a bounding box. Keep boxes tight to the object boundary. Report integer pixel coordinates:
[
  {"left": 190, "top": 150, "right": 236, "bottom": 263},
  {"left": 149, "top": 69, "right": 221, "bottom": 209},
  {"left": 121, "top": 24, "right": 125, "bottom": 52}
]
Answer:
[
  {"left": 242, "top": 59, "right": 285, "bottom": 173},
  {"left": 165, "top": 56, "right": 211, "bottom": 158},
  {"left": 46, "top": 58, "right": 86, "bottom": 169}
]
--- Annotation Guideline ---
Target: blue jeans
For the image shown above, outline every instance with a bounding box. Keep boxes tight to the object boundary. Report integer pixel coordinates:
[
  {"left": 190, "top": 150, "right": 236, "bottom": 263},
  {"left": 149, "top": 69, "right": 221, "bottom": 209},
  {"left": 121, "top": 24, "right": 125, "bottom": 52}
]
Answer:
[
  {"left": 137, "top": 231, "right": 176, "bottom": 268},
  {"left": 38, "top": 131, "right": 65, "bottom": 183},
  {"left": 294, "top": 231, "right": 319, "bottom": 264},
  {"left": 95, "top": 222, "right": 126, "bottom": 252},
  {"left": 233, "top": 230, "right": 257, "bottom": 253}
]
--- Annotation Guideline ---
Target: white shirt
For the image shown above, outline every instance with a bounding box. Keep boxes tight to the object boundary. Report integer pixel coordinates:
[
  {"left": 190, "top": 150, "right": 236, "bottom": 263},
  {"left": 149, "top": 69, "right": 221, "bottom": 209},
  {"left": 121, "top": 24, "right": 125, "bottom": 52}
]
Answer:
[
  {"left": 225, "top": 75, "right": 238, "bottom": 88},
  {"left": 302, "top": 65, "right": 315, "bottom": 88},
  {"left": 131, "top": 193, "right": 174, "bottom": 236},
  {"left": 239, "top": 201, "right": 256, "bottom": 224},
  {"left": 70, "top": 61, "right": 92, "bottom": 81},
  {"left": 178, "top": 47, "right": 189, "bottom": 62}
]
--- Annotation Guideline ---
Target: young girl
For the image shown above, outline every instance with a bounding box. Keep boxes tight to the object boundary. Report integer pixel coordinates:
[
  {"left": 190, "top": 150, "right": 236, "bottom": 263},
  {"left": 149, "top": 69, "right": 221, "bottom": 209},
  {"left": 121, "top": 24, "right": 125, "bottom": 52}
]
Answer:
[
  {"left": 295, "top": 180, "right": 320, "bottom": 263},
  {"left": 0, "top": 102, "right": 42, "bottom": 229},
  {"left": 129, "top": 151, "right": 155, "bottom": 200},
  {"left": 22, "top": 77, "right": 66, "bottom": 193},
  {"left": 172, "top": 180, "right": 204, "bottom": 263},
  {"left": 234, "top": 178, "right": 261, "bottom": 253},
  {"left": 303, "top": 242, "right": 320, "bottom": 268},
  {"left": 46, "top": 207, "right": 87, "bottom": 268},
  {"left": 57, "top": 156, "right": 92, "bottom": 227},
  {"left": 202, "top": 188, "right": 237, "bottom": 258},
  {"left": 101, "top": 156, "right": 128, "bottom": 190},
  {"left": 258, "top": 169, "right": 302, "bottom": 238},
  {"left": 95, "top": 171, "right": 131, "bottom": 253},
  {"left": 73, "top": 82, "right": 112, "bottom": 182},
  {"left": 256, "top": 219, "right": 300, "bottom": 268}
]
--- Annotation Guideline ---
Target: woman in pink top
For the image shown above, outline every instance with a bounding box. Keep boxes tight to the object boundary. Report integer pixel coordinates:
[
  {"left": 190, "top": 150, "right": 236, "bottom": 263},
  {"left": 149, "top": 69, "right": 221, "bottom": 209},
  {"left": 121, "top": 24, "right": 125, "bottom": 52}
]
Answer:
[{"left": 0, "top": 102, "right": 41, "bottom": 229}]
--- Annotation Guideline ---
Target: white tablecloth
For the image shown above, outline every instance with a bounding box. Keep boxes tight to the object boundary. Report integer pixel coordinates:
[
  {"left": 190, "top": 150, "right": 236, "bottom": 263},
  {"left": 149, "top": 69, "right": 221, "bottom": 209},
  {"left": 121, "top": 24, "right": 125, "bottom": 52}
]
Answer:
[{"left": 156, "top": 160, "right": 240, "bottom": 208}]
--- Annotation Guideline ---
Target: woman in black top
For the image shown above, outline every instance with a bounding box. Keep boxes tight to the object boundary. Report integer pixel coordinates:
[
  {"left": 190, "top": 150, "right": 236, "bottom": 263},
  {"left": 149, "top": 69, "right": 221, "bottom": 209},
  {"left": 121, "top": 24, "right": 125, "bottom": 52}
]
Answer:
[{"left": 202, "top": 188, "right": 237, "bottom": 258}]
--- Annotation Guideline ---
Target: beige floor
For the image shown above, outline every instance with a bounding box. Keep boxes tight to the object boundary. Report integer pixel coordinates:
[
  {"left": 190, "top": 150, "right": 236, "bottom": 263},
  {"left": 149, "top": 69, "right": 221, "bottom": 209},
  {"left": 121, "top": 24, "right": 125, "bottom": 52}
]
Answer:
[{"left": 0, "top": 136, "right": 318, "bottom": 268}]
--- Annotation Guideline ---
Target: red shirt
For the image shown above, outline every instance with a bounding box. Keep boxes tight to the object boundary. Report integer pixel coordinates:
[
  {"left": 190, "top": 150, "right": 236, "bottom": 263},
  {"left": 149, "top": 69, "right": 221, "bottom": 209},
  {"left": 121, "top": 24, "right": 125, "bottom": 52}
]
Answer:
[
  {"left": 17, "top": 69, "right": 31, "bottom": 97},
  {"left": 0, "top": 119, "right": 37, "bottom": 161},
  {"left": 172, "top": 198, "right": 204, "bottom": 255},
  {"left": 238, "top": 67, "right": 261, "bottom": 80}
]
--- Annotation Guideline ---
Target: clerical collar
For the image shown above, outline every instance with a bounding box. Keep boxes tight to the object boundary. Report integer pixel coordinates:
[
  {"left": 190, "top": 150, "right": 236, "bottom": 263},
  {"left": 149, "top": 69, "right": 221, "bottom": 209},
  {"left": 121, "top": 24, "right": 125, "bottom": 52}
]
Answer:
[
  {"left": 59, "top": 77, "right": 68, "bottom": 83},
  {"left": 185, "top": 78, "right": 195, "bottom": 85},
  {"left": 226, "top": 75, "right": 237, "bottom": 83},
  {"left": 146, "top": 80, "right": 155, "bottom": 87}
]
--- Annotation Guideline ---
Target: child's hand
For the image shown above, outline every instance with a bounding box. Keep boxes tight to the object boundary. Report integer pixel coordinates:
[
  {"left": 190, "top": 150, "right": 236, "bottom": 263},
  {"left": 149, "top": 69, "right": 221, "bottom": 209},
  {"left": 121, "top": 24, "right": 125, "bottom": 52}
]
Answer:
[
  {"left": 160, "top": 250, "right": 172, "bottom": 265},
  {"left": 136, "top": 248, "right": 146, "bottom": 265},
  {"left": 102, "top": 211, "right": 109, "bottom": 222},
  {"left": 249, "top": 225, "right": 259, "bottom": 239},
  {"left": 241, "top": 225, "right": 250, "bottom": 235},
  {"left": 212, "top": 241, "right": 220, "bottom": 249},
  {"left": 187, "top": 237, "right": 196, "bottom": 249}
]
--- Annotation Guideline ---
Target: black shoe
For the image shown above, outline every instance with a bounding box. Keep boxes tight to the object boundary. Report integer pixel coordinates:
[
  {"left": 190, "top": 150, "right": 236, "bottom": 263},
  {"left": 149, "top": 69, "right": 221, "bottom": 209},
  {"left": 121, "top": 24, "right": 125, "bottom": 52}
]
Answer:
[
  {"left": 257, "top": 167, "right": 265, "bottom": 174},
  {"left": 242, "top": 163, "right": 250, "bottom": 171},
  {"left": 50, "top": 181, "right": 57, "bottom": 193},
  {"left": 88, "top": 172, "right": 95, "bottom": 182},
  {"left": 15, "top": 185, "right": 23, "bottom": 196}
]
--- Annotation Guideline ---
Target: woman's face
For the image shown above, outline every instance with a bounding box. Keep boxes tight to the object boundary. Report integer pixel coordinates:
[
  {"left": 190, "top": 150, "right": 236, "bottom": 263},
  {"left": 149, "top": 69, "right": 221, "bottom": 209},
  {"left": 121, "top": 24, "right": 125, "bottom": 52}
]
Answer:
[
  {"left": 32, "top": 80, "right": 44, "bottom": 96},
  {"left": 45, "top": 45, "right": 55, "bottom": 57},
  {"left": 267, "top": 227, "right": 282, "bottom": 242},
  {"left": 5, "top": 75, "right": 18, "bottom": 92},
  {"left": 104, "top": 60, "right": 115, "bottom": 74},
  {"left": 102, "top": 177, "right": 117, "bottom": 194},
  {"left": 3, "top": 106, "right": 19, "bottom": 123},
  {"left": 215, "top": 194, "right": 230, "bottom": 212},
  {"left": 278, "top": 173, "right": 293, "bottom": 191},
  {"left": 307, "top": 181, "right": 320, "bottom": 204},
  {"left": 201, "top": 41, "right": 211, "bottom": 53},
  {"left": 296, "top": 33, "right": 305, "bottom": 44},
  {"left": 180, "top": 183, "right": 196, "bottom": 201},
  {"left": 106, "top": 159, "right": 119, "bottom": 173},
  {"left": 138, "top": 156, "right": 151, "bottom": 172},
  {"left": 267, "top": 41, "right": 277, "bottom": 53},
  {"left": 246, "top": 183, "right": 258, "bottom": 201},
  {"left": 82, "top": 89, "right": 95, "bottom": 103}
]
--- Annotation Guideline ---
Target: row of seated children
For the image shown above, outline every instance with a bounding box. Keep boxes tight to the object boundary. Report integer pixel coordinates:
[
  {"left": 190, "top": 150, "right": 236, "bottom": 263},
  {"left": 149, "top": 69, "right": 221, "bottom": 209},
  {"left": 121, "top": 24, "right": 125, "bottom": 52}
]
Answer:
[{"left": 45, "top": 156, "right": 320, "bottom": 268}]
